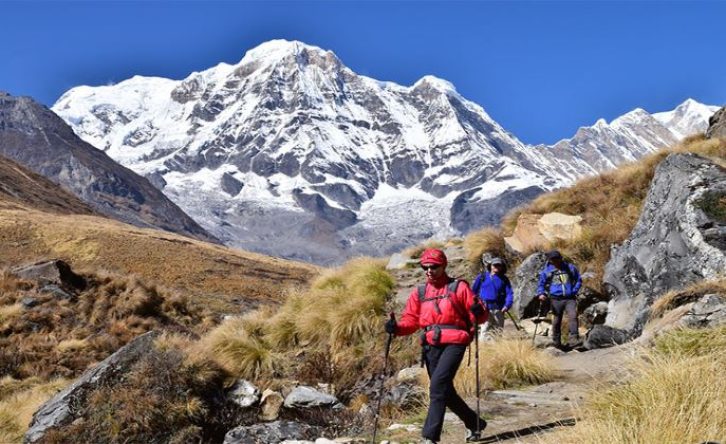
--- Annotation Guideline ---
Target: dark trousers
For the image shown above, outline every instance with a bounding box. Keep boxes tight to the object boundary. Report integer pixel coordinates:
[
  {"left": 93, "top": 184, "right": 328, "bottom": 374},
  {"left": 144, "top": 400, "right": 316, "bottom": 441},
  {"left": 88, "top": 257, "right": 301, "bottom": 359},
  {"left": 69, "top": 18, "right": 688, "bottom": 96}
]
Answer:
[
  {"left": 550, "top": 298, "right": 578, "bottom": 344},
  {"left": 422, "top": 344, "right": 484, "bottom": 441}
]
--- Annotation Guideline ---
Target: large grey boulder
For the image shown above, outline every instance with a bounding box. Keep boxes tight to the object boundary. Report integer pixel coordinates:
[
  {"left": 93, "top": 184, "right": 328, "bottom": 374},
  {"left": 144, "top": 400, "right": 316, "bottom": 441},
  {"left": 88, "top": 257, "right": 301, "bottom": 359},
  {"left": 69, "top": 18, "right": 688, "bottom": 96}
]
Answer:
[
  {"left": 601, "top": 153, "right": 726, "bottom": 342},
  {"left": 706, "top": 106, "right": 726, "bottom": 139},
  {"left": 12, "top": 259, "right": 86, "bottom": 290},
  {"left": 283, "top": 386, "right": 341, "bottom": 409},
  {"left": 512, "top": 252, "right": 548, "bottom": 318},
  {"left": 24, "top": 331, "right": 159, "bottom": 443},
  {"left": 223, "top": 420, "right": 317, "bottom": 444}
]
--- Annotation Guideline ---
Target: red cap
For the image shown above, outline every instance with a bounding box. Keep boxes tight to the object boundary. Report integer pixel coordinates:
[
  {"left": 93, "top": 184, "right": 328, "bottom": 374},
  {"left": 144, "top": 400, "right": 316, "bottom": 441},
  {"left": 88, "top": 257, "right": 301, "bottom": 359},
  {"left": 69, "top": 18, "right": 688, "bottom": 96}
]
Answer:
[{"left": 420, "top": 248, "right": 447, "bottom": 267}]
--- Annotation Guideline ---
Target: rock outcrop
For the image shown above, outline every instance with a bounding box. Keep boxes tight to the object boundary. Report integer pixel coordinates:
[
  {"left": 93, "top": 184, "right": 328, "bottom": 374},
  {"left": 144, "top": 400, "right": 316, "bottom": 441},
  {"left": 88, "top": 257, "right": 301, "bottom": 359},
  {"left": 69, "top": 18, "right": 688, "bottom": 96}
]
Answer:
[
  {"left": 512, "top": 252, "right": 548, "bottom": 318},
  {"left": 505, "top": 212, "right": 583, "bottom": 254},
  {"left": 24, "top": 331, "right": 160, "bottom": 443},
  {"left": 600, "top": 153, "right": 726, "bottom": 342},
  {"left": 12, "top": 259, "right": 86, "bottom": 290},
  {"left": 223, "top": 420, "right": 317, "bottom": 444},
  {"left": 706, "top": 106, "right": 726, "bottom": 139}
]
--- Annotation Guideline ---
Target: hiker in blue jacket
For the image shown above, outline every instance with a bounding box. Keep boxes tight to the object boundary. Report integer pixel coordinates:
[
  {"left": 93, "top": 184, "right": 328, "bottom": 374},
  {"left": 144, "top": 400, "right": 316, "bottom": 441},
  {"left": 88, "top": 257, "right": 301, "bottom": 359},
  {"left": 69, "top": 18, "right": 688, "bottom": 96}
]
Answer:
[
  {"left": 536, "top": 250, "right": 582, "bottom": 349},
  {"left": 472, "top": 256, "right": 513, "bottom": 337}
]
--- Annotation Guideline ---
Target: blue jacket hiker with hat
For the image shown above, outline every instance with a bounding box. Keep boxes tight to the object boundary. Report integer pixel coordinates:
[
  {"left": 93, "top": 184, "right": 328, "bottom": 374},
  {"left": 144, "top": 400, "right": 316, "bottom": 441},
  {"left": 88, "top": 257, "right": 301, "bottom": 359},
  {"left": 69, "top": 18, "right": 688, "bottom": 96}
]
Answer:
[{"left": 472, "top": 256, "right": 513, "bottom": 335}]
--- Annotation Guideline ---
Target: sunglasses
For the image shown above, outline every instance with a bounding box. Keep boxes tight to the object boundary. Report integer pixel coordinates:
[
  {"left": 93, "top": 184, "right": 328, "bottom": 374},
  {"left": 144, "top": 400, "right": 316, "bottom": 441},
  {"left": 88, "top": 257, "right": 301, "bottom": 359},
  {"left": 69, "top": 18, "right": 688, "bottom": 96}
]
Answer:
[{"left": 421, "top": 264, "right": 441, "bottom": 271}]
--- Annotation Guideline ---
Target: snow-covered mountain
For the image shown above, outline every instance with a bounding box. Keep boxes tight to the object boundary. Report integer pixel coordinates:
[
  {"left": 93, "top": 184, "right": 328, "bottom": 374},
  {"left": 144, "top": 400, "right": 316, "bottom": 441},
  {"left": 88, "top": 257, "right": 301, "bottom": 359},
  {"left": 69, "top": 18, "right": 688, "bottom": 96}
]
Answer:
[{"left": 51, "top": 40, "right": 719, "bottom": 264}]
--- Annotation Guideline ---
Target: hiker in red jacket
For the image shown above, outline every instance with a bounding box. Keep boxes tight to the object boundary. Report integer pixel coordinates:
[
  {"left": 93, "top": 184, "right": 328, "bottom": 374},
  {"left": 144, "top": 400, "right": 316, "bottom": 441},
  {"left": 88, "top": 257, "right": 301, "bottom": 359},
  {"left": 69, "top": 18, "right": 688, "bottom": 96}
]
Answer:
[{"left": 385, "top": 248, "right": 488, "bottom": 444}]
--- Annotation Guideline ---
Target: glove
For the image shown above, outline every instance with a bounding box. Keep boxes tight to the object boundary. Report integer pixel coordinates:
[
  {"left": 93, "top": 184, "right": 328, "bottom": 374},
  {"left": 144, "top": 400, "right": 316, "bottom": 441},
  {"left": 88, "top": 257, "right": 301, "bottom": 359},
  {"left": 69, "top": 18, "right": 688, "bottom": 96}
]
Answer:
[
  {"left": 385, "top": 318, "right": 397, "bottom": 334},
  {"left": 470, "top": 302, "right": 485, "bottom": 317}
]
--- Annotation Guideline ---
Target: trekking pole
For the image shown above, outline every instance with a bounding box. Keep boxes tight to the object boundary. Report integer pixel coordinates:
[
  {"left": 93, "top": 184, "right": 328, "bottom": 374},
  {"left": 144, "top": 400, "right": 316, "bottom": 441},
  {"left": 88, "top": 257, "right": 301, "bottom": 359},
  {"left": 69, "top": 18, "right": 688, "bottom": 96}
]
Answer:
[
  {"left": 372, "top": 312, "right": 395, "bottom": 444},
  {"left": 475, "top": 302, "right": 482, "bottom": 436},
  {"left": 531, "top": 299, "right": 542, "bottom": 346},
  {"left": 506, "top": 311, "right": 521, "bottom": 331}
]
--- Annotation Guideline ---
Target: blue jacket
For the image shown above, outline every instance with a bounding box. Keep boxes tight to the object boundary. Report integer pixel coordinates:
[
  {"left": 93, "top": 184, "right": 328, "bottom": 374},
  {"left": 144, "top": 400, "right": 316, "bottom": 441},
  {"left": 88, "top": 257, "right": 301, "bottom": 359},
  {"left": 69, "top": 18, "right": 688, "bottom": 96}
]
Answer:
[
  {"left": 472, "top": 272, "right": 513, "bottom": 310},
  {"left": 536, "top": 262, "right": 582, "bottom": 298}
]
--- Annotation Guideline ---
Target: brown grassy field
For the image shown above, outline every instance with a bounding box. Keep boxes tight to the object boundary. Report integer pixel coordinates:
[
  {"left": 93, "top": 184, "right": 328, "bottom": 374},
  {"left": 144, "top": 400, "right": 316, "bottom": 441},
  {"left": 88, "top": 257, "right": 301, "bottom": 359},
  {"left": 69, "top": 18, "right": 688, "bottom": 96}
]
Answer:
[{"left": 0, "top": 208, "right": 317, "bottom": 314}]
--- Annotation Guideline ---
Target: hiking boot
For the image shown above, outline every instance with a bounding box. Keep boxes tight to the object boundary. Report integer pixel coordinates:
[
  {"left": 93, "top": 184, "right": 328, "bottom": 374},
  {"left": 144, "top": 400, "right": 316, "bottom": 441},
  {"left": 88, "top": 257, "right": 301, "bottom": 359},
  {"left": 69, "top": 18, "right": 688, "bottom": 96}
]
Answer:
[
  {"left": 421, "top": 439, "right": 438, "bottom": 444},
  {"left": 466, "top": 420, "right": 488, "bottom": 442}
]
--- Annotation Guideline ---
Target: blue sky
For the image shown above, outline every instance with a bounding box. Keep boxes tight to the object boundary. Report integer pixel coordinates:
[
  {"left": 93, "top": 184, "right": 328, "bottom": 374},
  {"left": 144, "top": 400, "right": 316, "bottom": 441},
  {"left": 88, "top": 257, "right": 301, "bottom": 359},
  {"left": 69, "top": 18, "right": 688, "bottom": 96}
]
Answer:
[{"left": 2, "top": 0, "right": 725, "bottom": 144}]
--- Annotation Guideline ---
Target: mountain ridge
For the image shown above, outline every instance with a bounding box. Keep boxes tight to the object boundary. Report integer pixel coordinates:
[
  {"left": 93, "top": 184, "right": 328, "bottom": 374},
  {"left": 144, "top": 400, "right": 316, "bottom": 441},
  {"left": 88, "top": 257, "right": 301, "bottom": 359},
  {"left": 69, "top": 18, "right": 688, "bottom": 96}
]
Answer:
[
  {"left": 51, "top": 40, "right": 720, "bottom": 264},
  {"left": 0, "top": 91, "right": 218, "bottom": 244}
]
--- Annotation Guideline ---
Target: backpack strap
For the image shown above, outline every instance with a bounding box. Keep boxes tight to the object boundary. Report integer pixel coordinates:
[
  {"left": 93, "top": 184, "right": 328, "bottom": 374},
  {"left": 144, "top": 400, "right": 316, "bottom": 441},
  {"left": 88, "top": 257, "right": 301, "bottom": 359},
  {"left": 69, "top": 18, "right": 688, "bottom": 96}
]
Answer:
[
  {"left": 544, "top": 262, "right": 574, "bottom": 297},
  {"left": 417, "top": 280, "right": 467, "bottom": 317}
]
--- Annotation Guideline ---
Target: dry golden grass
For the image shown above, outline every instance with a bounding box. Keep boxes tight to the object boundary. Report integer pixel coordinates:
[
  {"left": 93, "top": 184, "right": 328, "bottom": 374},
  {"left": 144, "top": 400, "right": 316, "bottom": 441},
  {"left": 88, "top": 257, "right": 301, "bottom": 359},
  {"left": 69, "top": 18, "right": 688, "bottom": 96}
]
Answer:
[
  {"left": 417, "top": 337, "right": 557, "bottom": 398},
  {"left": 0, "top": 303, "right": 22, "bottom": 325},
  {"left": 201, "top": 315, "right": 282, "bottom": 380},
  {"left": 650, "top": 278, "right": 726, "bottom": 319},
  {"left": 454, "top": 338, "right": 557, "bottom": 394},
  {"left": 402, "top": 239, "right": 446, "bottom": 260},
  {"left": 200, "top": 257, "right": 396, "bottom": 395},
  {"left": 652, "top": 324, "right": 726, "bottom": 358},
  {"left": 0, "top": 208, "right": 317, "bottom": 315},
  {"left": 0, "top": 378, "right": 69, "bottom": 444},
  {"left": 544, "top": 326, "right": 726, "bottom": 444},
  {"left": 0, "top": 269, "right": 208, "bottom": 380},
  {"left": 44, "top": 343, "right": 233, "bottom": 444},
  {"left": 463, "top": 227, "right": 506, "bottom": 266}
]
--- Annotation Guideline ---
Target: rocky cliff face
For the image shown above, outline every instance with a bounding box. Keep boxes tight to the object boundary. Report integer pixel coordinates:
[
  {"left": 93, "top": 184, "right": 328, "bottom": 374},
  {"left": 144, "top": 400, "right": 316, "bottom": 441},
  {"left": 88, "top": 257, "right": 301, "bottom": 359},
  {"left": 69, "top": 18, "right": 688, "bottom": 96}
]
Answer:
[
  {"left": 50, "top": 40, "right": 718, "bottom": 263},
  {"left": 601, "top": 153, "right": 726, "bottom": 339},
  {"left": 0, "top": 91, "right": 216, "bottom": 243},
  {"left": 706, "top": 106, "right": 726, "bottom": 139}
]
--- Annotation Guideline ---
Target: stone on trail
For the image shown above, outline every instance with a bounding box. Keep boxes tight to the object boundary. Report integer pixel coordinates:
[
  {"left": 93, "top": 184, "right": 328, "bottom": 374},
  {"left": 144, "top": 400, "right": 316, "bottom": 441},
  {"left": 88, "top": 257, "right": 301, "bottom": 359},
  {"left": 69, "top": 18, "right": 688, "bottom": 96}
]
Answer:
[
  {"left": 223, "top": 420, "right": 317, "bottom": 444},
  {"left": 283, "top": 385, "right": 341, "bottom": 409},
  {"left": 260, "top": 388, "right": 284, "bottom": 421},
  {"left": 228, "top": 379, "right": 261, "bottom": 408}
]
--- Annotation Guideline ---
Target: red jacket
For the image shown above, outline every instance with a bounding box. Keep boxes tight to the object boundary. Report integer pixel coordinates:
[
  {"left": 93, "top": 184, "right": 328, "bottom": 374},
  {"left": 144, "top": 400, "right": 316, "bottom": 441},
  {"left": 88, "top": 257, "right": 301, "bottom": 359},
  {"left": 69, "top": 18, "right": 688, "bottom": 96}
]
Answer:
[{"left": 395, "top": 276, "right": 488, "bottom": 345}]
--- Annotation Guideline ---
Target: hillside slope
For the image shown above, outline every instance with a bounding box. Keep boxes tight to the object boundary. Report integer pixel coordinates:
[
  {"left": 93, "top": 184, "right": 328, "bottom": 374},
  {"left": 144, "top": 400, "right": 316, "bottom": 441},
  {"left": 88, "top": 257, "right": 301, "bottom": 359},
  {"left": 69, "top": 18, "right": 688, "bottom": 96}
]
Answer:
[{"left": 0, "top": 154, "right": 316, "bottom": 314}]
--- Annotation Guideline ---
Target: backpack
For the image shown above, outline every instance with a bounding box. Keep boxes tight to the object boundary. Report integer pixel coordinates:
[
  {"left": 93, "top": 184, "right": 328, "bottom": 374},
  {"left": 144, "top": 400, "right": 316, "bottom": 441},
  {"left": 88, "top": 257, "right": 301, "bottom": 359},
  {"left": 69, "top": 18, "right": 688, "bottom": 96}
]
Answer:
[
  {"left": 543, "top": 262, "right": 575, "bottom": 296},
  {"left": 416, "top": 280, "right": 472, "bottom": 340}
]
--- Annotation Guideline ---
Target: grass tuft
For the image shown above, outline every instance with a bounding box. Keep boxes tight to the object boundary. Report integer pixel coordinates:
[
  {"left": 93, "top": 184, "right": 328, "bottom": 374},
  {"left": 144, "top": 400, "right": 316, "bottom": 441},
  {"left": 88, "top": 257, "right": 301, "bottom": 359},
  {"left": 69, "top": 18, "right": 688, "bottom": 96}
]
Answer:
[
  {"left": 650, "top": 278, "right": 726, "bottom": 319},
  {"left": 463, "top": 227, "right": 506, "bottom": 268},
  {"left": 0, "top": 378, "right": 69, "bottom": 443}
]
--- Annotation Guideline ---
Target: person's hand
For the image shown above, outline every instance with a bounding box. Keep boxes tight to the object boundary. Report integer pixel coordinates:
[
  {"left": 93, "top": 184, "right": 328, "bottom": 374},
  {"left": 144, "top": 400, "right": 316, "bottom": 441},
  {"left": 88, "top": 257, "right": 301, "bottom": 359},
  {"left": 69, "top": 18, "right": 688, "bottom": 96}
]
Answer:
[
  {"left": 470, "top": 302, "right": 485, "bottom": 317},
  {"left": 385, "top": 318, "right": 397, "bottom": 335},
  {"left": 537, "top": 294, "right": 547, "bottom": 301},
  {"left": 502, "top": 306, "right": 509, "bottom": 313}
]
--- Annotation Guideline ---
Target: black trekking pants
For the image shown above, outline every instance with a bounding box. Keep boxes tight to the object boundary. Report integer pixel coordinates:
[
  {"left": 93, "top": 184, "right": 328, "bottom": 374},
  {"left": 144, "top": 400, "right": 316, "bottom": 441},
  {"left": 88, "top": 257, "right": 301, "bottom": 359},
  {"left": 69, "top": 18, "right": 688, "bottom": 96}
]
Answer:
[
  {"left": 550, "top": 298, "right": 578, "bottom": 344},
  {"left": 422, "top": 343, "right": 484, "bottom": 442}
]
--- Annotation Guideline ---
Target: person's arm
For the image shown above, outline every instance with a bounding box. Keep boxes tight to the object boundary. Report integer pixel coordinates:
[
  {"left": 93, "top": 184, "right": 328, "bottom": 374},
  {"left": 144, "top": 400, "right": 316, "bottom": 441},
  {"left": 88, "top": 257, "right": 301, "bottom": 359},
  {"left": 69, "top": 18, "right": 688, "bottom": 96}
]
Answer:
[
  {"left": 571, "top": 264, "right": 582, "bottom": 295},
  {"left": 459, "top": 280, "right": 488, "bottom": 325},
  {"left": 503, "top": 277, "right": 514, "bottom": 311},
  {"left": 395, "top": 288, "right": 422, "bottom": 336},
  {"left": 536, "top": 268, "right": 547, "bottom": 299},
  {"left": 472, "top": 274, "right": 482, "bottom": 296}
]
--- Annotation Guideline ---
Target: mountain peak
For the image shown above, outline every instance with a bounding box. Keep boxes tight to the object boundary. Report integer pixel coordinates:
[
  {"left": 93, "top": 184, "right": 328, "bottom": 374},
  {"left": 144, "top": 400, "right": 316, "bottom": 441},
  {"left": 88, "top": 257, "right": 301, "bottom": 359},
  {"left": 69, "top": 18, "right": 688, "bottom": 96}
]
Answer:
[
  {"left": 413, "top": 75, "right": 457, "bottom": 93},
  {"left": 239, "top": 39, "right": 334, "bottom": 64}
]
